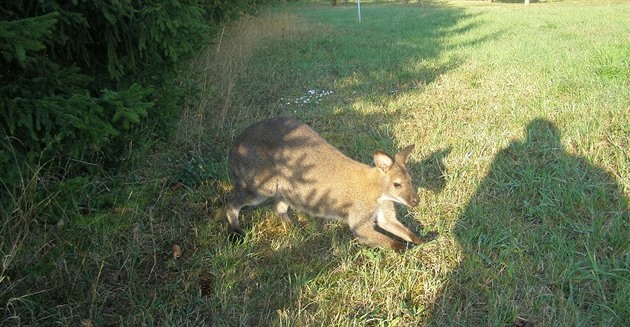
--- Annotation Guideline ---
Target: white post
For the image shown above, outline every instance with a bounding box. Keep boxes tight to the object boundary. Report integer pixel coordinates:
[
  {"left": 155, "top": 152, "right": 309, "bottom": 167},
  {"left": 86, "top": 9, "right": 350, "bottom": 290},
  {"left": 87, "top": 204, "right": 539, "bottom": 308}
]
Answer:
[{"left": 358, "top": 0, "right": 361, "bottom": 22}]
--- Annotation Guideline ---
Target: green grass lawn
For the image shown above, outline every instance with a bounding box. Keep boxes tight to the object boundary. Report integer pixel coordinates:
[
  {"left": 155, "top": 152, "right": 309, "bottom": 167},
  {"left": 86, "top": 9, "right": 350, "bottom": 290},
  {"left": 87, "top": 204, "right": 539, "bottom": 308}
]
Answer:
[{"left": 2, "top": 0, "right": 629, "bottom": 326}]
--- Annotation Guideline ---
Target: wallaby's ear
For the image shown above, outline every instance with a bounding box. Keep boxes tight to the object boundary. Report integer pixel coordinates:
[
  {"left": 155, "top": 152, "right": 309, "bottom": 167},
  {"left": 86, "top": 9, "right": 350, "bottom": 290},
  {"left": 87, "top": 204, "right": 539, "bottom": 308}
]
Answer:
[
  {"left": 374, "top": 150, "right": 394, "bottom": 171},
  {"left": 395, "top": 144, "right": 415, "bottom": 164}
]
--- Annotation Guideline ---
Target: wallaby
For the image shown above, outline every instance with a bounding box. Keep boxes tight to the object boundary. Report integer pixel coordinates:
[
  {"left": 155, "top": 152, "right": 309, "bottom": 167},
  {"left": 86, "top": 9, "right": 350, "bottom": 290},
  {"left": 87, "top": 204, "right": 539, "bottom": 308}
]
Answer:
[{"left": 225, "top": 116, "right": 423, "bottom": 252}]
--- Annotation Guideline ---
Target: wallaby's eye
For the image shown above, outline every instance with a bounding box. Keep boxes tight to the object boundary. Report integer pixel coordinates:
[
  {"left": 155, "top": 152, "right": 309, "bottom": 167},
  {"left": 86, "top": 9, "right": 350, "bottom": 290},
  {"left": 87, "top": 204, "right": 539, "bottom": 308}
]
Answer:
[{"left": 394, "top": 182, "right": 402, "bottom": 188}]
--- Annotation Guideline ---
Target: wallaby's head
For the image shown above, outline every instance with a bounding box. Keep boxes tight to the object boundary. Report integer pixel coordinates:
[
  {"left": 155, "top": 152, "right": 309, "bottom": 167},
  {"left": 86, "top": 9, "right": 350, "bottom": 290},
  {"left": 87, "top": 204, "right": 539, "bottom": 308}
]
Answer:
[{"left": 374, "top": 145, "right": 420, "bottom": 208}]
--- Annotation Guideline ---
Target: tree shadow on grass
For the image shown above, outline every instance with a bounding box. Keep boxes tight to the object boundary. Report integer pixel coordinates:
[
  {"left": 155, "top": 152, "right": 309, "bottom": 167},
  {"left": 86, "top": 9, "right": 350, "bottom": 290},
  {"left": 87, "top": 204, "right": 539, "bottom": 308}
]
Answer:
[
  {"left": 429, "top": 119, "right": 629, "bottom": 326},
  {"left": 234, "top": 2, "right": 501, "bottom": 121},
  {"left": 209, "top": 222, "right": 340, "bottom": 326}
]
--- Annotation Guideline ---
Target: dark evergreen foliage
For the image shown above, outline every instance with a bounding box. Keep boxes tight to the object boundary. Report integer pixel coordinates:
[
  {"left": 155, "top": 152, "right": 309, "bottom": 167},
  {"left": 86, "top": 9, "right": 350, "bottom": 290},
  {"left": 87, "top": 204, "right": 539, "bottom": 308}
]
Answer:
[{"left": 0, "top": 0, "right": 268, "bottom": 190}]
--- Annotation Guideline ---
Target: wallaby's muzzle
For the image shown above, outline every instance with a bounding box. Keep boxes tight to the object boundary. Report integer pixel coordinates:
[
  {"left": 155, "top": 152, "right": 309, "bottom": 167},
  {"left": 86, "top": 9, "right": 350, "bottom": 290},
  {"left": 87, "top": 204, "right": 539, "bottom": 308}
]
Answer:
[{"left": 408, "top": 194, "right": 420, "bottom": 208}]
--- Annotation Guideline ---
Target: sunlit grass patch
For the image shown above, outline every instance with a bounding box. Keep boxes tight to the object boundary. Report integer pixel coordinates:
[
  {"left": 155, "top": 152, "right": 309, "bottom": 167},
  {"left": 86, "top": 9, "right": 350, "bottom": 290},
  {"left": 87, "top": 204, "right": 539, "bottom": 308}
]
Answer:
[
  {"left": 2, "top": 1, "right": 629, "bottom": 325},
  {"left": 193, "top": 1, "right": 629, "bottom": 325}
]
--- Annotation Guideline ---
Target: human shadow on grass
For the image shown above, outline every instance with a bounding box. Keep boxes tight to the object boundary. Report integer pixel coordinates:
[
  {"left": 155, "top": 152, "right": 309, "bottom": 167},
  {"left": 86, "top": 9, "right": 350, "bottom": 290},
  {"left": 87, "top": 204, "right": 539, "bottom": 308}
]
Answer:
[
  {"left": 429, "top": 119, "right": 629, "bottom": 326},
  {"left": 209, "top": 222, "right": 340, "bottom": 326}
]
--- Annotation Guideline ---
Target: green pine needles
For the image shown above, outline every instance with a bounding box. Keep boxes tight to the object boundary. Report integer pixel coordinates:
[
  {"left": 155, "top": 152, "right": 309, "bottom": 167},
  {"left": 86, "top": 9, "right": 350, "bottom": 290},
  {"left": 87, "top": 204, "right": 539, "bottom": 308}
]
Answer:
[{"left": 0, "top": 0, "right": 264, "bottom": 191}]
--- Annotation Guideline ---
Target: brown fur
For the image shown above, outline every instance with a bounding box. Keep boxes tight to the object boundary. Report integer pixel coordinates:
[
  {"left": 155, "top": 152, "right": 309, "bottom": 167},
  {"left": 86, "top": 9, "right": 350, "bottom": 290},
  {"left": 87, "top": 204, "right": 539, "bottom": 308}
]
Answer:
[{"left": 225, "top": 117, "right": 422, "bottom": 252}]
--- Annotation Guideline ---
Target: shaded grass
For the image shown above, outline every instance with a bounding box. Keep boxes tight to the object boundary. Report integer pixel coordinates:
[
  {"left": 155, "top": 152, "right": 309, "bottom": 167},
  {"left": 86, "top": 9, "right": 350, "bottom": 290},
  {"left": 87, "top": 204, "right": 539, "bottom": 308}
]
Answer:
[{"left": 2, "top": 0, "right": 629, "bottom": 326}]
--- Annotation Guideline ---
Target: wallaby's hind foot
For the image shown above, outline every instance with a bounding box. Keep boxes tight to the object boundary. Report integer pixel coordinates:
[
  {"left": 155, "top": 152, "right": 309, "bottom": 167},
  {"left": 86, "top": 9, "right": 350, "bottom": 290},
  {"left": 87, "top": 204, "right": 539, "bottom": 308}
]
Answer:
[
  {"left": 274, "top": 200, "right": 295, "bottom": 230},
  {"left": 225, "top": 191, "right": 266, "bottom": 242},
  {"left": 226, "top": 205, "right": 246, "bottom": 243}
]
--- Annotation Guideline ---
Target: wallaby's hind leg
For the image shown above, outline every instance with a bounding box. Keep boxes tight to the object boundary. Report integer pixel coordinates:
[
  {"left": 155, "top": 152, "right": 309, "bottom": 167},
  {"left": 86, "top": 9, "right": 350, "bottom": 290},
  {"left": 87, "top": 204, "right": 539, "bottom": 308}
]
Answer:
[
  {"left": 274, "top": 200, "right": 295, "bottom": 230},
  {"left": 351, "top": 223, "right": 407, "bottom": 253},
  {"left": 226, "top": 190, "right": 266, "bottom": 240}
]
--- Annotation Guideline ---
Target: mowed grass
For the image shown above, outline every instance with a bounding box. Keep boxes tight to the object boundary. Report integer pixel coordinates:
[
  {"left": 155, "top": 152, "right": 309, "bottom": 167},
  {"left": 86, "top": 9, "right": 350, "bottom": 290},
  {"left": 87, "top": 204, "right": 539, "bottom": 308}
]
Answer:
[{"left": 2, "top": 1, "right": 629, "bottom": 326}]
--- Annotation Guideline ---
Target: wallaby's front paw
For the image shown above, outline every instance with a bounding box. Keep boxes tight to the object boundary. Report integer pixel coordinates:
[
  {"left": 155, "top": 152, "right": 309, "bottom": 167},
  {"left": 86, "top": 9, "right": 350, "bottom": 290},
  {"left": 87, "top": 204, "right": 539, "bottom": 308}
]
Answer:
[
  {"left": 421, "top": 230, "right": 439, "bottom": 242},
  {"left": 391, "top": 240, "right": 409, "bottom": 253}
]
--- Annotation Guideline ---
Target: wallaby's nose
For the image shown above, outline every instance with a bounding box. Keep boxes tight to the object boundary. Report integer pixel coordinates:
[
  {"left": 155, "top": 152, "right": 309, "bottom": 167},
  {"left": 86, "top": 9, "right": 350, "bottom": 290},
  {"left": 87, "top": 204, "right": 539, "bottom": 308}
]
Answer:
[{"left": 409, "top": 195, "right": 420, "bottom": 208}]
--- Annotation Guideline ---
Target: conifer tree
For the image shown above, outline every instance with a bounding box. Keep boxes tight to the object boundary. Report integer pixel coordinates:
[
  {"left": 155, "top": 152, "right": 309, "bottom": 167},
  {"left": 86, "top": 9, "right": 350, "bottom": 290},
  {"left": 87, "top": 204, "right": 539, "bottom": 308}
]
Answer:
[{"left": 1, "top": 0, "right": 267, "bottom": 189}]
